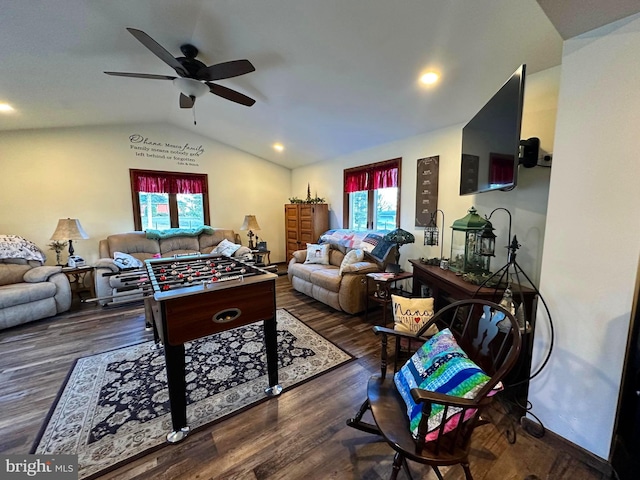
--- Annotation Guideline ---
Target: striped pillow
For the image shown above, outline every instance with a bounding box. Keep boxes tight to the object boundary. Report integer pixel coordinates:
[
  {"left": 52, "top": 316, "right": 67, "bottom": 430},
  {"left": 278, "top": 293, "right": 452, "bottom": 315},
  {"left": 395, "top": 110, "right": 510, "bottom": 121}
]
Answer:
[{"left": 393, "top": 328, "right": 502, "bottom": 442}]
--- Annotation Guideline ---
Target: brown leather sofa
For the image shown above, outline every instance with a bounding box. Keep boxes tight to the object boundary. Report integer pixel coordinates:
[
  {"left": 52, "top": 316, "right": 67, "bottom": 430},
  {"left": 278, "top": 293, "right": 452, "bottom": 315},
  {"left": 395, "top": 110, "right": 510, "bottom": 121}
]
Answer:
[{"left": 287, "top": 229, "right": 396, "bottom": 314}]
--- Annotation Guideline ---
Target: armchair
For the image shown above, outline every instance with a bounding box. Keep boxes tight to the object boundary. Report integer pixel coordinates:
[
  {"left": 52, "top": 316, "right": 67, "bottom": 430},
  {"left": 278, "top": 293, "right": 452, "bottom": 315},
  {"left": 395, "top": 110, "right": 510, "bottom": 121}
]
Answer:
[{"left": 347, "top": 298, "right": 522, "bottom": 480}]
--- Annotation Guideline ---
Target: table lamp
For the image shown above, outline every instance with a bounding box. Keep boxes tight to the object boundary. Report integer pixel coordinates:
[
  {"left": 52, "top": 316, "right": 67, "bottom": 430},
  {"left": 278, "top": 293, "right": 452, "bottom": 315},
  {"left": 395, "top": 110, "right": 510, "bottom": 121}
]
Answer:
[
  {"left": 384, "top": 228, "right": 415, "bottom": 272},
  {"left": 240, "top": 215, "right": 261, "bottom": 249},
  {"left": 50, "top": 218, "right": 89, "bottom": 264}
]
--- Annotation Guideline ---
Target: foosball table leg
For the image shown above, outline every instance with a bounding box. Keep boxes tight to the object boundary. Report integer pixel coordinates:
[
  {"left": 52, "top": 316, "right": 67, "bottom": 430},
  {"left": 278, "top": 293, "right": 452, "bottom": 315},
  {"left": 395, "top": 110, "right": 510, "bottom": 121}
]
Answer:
[
  {"left": 164, "top": 342, "right": 190, "bottom": 443},
  {"left": 264, "top": 315, "right": 282, "bottom": 397}
]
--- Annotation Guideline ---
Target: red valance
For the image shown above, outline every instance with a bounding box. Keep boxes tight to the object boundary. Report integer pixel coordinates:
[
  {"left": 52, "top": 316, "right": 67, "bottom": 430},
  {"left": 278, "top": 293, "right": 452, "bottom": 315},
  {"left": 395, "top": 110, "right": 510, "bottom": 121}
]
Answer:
[
  {"left": 132, "top": 171, "right": 205, "bottom": 194},
  {"left": 344, "top": 161, "right": 398, "bottom": 193}
]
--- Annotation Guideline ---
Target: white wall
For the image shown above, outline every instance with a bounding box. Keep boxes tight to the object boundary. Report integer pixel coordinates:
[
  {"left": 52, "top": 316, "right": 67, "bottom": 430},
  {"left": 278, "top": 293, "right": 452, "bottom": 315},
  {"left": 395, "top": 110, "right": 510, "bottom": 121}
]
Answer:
[
  {"left": 0, "top": 123, "right": 291, "bottom": 265},
  {"left": 292, "top": 67, "right": 557, "bottom": 284},
  {"left": 530, "top": 13, "right": 640, "bottom": 459}
]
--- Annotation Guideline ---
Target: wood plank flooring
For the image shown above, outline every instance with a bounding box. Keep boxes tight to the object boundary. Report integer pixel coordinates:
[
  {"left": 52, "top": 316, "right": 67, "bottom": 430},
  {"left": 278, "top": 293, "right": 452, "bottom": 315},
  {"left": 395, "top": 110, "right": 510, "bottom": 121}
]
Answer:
[{"left": 0, "top": 274, "right": 611, "bottom": 479}]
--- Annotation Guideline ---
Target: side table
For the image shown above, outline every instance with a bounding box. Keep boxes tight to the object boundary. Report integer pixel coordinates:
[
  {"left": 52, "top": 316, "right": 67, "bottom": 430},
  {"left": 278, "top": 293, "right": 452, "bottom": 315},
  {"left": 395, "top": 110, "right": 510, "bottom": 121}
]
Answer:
[
  {"left": 252, "top": 249, "right": 271, "bottom": 265},
  {"left": 365, "top": 271, "right": 413, "bottom": 326},
  {"left": 62, "top": 265, "right": 95, "bottom": 304}
]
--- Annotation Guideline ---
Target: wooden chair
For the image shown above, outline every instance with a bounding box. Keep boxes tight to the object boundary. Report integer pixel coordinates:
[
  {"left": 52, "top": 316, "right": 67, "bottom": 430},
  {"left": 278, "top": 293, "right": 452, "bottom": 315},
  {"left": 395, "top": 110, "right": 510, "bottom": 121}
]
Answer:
[{"left": 347, "top": 298, "right": 522, "bottom": 480}]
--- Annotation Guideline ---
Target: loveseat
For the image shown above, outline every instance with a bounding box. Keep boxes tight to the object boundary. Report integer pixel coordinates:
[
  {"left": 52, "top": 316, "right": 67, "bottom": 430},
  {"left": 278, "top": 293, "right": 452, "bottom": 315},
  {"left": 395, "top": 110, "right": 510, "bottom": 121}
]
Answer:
[
  {"left": 0, "top": 235, "right": 72, "bottom": 330},
  {"left": 94, "top": 227, "right": 251, "bottom": 306},
  {"left": 287, "top": 229, "right": 396, "bottom": 314}
]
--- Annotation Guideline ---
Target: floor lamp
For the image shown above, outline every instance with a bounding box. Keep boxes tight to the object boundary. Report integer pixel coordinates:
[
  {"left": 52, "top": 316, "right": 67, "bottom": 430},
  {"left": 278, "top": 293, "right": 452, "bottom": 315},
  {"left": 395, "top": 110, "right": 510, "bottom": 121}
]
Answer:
[{"left": 473, "top": 207, "right": 555, "bottom": 442}]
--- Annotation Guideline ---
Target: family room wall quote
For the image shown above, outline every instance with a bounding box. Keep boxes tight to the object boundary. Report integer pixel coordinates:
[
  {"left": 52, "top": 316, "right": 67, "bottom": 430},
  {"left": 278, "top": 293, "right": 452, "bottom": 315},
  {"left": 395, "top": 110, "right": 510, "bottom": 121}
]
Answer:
[{"left": 128, "top": 133, "right": 205, "bottom": 167}]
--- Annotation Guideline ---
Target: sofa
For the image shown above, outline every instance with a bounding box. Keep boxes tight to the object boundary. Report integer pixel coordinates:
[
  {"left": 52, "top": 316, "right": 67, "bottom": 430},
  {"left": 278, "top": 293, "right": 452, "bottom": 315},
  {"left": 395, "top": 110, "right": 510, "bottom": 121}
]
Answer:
[
  {"left": 287, "top": 229, "right": 397, "bottom": 314},
  {"left": 94, "top": 227, "right": 251, "bottom": 306},
  {"left": 0, "top": 235, "right": 72, "bottom": 331}
]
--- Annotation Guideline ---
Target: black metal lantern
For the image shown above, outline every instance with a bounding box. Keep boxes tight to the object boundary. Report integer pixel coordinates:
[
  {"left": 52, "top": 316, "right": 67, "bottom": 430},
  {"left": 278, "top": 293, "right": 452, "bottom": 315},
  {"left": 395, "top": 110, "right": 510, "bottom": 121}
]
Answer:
[
  {"left": 424, "top": 215, "right": 439, "bottom": 247},
  {"left": 449, "top": 207, "right": 491, "bottom": 274},
  {"left": 476, "top": 219, "right": 496, "bottom": 257}
]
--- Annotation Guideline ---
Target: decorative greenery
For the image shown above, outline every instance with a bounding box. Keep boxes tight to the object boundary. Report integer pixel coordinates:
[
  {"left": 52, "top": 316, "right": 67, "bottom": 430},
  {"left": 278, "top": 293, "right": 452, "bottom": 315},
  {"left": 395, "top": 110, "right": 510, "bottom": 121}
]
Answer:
[
  {"left": 48, "top": 240, "right": 68, "bottom": 266},
  {"left": 420, "top": 257, "right": 441, "bottom": 266},
  {"left": 461, "top": 272, "right": 500, "bottom": 287},
  {"left": 48, "top": 240, "right": 68, "bottom": 253},
  {"left": 289, "top": 183, "right": 325, "bottom": 204}
]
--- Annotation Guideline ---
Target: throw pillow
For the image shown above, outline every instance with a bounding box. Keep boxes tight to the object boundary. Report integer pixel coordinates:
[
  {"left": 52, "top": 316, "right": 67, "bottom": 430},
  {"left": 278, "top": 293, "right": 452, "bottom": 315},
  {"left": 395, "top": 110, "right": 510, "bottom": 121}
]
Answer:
[
  {"left": 393, "top": 328, "right": 502, "bottom": 442},
  {"left": 304, "top": 243, "right": 330, "bottom": 265},
  {"left": 338, "top": 248, "right": 364, "bottom": 275},
  {"left": 113, "top": 251, "right": 144, "bottom": 269},
  {"left": 212, "top": 239, "right": 242, "bottom": 257},
  {"left": 391, "top": 295, "right": 438, "bottom": 337}
]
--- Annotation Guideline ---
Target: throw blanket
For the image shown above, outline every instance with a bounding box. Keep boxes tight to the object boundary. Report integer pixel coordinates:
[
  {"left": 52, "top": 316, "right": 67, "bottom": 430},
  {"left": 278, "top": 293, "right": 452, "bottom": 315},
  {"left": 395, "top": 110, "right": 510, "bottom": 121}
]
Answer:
[
  {"left": 145, "top": 226, "right": 214, "bottom": 240},
  {"left": 0, "top": 234, "right": 46, "bottom": 262}
]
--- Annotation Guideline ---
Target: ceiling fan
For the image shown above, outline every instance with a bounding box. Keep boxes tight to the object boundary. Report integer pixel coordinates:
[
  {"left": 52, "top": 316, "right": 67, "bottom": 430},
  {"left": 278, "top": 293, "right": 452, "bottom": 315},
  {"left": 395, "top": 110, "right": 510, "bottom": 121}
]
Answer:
[{"left": 105, "top": 28, "right": 256, "bottom": 110}]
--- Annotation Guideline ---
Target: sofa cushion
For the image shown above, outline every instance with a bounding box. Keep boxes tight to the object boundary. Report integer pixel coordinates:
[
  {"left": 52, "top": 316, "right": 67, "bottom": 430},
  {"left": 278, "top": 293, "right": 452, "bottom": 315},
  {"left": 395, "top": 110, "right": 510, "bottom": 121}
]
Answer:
[
  {"left": 159, "top": 236, "right": 200, "bottom": 255},
  {"left": 0, "top": 282, "right": 57, "bottom": 309},
  {"left": 288, "top": 262, "right": 328, "bottom": 283},
  {"left": 328, "top": 247, "right": 345, "bottom": 267},
  {"left": 309, "top": 267, "right": 341, "bottom": 292},
  {"left": 0, "top": 264, "right": 32, "bottom": 286},
  {"left": 305, "top": 244, "right": 330, "bottom": 265},
  {"left": 199, "top": 230, "right": 237, "bottom": 251},
  {"left": 107, "top": 233, "right": 160, "bottom": 257}
]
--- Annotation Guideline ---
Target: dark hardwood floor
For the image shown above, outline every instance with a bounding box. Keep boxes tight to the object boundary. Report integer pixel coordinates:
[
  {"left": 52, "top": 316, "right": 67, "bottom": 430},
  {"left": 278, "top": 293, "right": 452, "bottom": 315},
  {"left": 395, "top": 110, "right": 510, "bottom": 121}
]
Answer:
[{"left": 0, "top": 273, "right": 612, "bottom": 479}]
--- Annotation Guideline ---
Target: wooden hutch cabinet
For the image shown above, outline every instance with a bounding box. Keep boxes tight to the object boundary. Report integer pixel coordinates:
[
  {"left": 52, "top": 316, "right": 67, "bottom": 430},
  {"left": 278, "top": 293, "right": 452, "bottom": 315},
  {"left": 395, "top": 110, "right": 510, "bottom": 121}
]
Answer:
[{"left": 285, "top": 203, "right": 329, "bottom": 261}]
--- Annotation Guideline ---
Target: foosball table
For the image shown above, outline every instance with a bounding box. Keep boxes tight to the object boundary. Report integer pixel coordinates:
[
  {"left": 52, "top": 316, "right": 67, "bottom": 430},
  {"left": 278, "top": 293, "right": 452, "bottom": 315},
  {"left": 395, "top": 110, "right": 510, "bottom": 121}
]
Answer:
[{"left": 143, "top": 253, "right": 280, "bottom": 443}]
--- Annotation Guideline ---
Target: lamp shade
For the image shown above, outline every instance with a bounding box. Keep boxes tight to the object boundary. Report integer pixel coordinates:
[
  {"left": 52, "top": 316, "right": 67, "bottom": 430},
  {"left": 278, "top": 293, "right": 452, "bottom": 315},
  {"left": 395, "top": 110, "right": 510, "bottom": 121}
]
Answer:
[
  {"left": 383, "top": 228, "right": 415, "bottom": 246},
  {"left": 240, "top": 215, "right": 261, "bottom": 232},
  {"left": 50, "top": 218, "right": 89, "bottom": 241}
]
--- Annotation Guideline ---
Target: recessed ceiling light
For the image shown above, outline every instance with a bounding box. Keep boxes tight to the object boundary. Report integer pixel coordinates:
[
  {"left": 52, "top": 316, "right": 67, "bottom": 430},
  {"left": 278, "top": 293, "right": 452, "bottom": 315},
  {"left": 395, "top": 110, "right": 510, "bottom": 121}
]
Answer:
[
  {"left": 0, "top": 103, "right": 15, "bottom": 112},
  {"left": 420, "top": 72, "right": 439, "bottom": 85},
  {"left": 273, "top": 143, "right": 284, "bottom": 152}
]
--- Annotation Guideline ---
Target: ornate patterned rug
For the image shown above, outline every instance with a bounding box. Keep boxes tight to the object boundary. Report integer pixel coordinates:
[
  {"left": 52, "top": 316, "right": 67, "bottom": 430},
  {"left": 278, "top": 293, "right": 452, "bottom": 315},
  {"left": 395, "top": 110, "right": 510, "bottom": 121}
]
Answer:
[{"left": 32, "top": 309, "right": 353, "bottom": 479}]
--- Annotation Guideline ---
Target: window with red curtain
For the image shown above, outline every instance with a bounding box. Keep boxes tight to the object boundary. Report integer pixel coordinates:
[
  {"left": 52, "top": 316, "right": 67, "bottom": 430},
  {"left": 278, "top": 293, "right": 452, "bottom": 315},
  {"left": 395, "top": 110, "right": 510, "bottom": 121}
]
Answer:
[
  {"left": 344, "top": 161, "right": 399, "bottom": 193},
  {"left": 131, "top": 171, "right": 206, "bottom": 194},
  {"left": 130, "top": 169, "right": 210, "bottom": 230},
  {"left": 343, "top": 159, "right": 401, "bottom": 231}
]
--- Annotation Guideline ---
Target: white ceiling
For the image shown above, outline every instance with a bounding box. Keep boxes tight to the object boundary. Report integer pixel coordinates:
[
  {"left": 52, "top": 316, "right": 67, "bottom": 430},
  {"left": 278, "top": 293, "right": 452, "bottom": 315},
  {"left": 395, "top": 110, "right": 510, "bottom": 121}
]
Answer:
[{"left": 1, "top": 1, "right": 637, "bottom": 169}]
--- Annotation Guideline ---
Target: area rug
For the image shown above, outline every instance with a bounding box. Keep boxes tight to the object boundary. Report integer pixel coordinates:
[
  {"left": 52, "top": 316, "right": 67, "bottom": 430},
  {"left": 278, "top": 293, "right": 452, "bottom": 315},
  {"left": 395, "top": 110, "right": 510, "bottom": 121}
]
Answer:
[{"left": 32, "top": 309, "right": 353, "bottom": 479}]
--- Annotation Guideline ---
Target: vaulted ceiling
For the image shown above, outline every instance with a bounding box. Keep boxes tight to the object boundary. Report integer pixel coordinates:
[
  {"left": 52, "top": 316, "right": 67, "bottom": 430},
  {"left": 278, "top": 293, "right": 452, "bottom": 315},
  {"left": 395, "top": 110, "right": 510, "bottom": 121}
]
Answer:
[{"left": 1, "top": 1, "right": 637, "bottom": 169}]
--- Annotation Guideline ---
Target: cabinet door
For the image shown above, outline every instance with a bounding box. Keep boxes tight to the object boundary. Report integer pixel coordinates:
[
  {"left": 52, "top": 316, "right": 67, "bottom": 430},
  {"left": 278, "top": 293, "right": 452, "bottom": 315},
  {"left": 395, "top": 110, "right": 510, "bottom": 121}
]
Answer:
[
  {"left": 297, "top": 205, "right": 316, "bottom": 245},
  {"left": 285, "top": 204, "right": 300, "bottom": 260}
]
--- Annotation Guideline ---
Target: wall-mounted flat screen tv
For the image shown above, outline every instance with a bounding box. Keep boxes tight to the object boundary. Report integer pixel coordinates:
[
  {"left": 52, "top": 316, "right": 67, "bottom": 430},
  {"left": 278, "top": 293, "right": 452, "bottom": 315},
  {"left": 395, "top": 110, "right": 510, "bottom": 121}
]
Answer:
[{"left": 460, "top": 64, "right": 526, "bottom": 195}]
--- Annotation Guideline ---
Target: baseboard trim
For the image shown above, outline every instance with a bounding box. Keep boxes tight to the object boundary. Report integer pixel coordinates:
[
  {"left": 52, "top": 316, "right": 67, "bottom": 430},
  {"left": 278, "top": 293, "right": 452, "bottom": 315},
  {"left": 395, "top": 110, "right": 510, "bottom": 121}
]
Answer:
[{"left": 520, "top": 417, "right": 613, "bottom": 478}]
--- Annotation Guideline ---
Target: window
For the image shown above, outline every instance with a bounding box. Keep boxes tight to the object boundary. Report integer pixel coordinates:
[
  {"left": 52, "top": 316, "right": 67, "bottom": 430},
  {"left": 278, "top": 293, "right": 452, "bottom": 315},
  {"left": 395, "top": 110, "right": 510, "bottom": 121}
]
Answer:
[
  {"left": 130, "top": 169, "right": 210, "bottom": 231},
  {"left": 343, "top": 158, "right": 401, "bottom": 232}
]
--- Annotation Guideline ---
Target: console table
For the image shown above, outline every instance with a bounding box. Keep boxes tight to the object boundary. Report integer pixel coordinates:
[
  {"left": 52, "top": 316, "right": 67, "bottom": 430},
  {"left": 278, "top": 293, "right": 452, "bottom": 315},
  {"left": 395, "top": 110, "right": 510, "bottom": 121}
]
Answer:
[{"left": 409, "top": 259, "right": 537, "bottom": 414}]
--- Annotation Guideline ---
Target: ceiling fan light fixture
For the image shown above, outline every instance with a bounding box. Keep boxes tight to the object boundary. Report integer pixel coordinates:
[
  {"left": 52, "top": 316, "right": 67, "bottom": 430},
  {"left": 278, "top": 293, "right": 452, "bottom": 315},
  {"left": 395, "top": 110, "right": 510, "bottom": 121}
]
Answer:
[{"left": 173, "top": 78, "right": 209, "bottom": 98}]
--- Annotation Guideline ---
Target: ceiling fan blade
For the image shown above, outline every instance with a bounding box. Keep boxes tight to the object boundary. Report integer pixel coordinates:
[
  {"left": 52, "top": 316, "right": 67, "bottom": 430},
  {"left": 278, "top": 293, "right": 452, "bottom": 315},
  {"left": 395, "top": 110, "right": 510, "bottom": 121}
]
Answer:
[
  {"left": 104, "top": 71, "right": 176, "bottom": 80},
  {"left": 180, "top": 93, "right": 195, "bottom": 109},
  {"left": 126, "top": 28, "right": 188, "bottom": 77},
  {"left": 197, "top": 59, "right": 255, "bottom": 81},
  {"left": 206, "top": 82, "right": 256, "bottom": 107}
]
